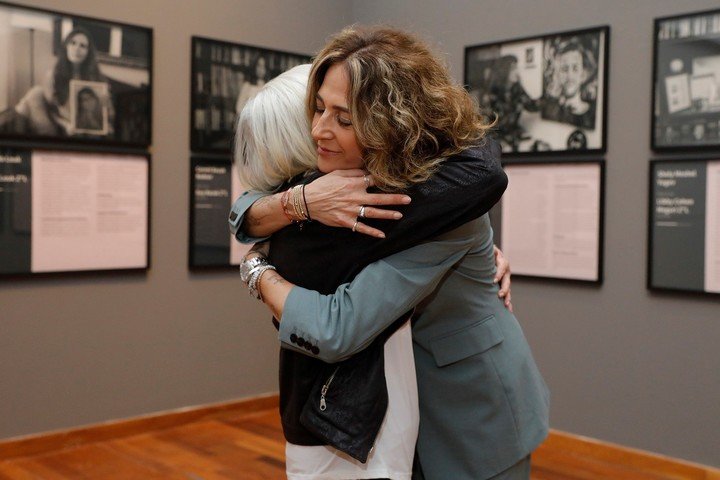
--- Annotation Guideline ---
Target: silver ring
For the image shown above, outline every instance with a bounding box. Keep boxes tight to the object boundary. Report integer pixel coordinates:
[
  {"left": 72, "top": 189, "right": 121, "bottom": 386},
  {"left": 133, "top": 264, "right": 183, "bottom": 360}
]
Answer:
[
  {"left": 358, "top": 206, "right": 366, "bottom": 218},
  {"left": 352, "top": 220, "right": 359, "bottom": 232},
  {"left": 363, "top": 175, "right": 370, "bottom": 188}
]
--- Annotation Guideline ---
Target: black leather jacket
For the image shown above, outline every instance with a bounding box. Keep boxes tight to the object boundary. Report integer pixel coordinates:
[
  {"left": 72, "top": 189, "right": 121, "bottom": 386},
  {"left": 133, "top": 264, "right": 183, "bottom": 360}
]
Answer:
[{"left": 268, "top": 139, "right": 507, "bottom": 461}]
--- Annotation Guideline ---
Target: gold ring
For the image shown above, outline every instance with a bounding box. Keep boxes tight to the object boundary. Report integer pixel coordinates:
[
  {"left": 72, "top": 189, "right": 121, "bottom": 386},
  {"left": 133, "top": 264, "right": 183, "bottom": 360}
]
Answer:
[{"left": 352, "top": 220, "right": 359, "bottom": 232}]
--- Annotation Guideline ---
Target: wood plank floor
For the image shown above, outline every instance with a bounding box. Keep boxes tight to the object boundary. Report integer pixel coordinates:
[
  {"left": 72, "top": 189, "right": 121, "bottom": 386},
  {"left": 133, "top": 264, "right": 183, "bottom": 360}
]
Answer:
[{"left": 0, "top": 408, "right": 713, "bottom": 479}]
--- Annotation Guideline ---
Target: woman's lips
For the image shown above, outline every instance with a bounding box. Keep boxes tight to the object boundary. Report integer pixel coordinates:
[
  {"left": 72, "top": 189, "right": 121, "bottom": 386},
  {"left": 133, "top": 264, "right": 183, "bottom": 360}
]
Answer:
[{"left": 317, "top": 146, "right": 340, "bottom": 156}]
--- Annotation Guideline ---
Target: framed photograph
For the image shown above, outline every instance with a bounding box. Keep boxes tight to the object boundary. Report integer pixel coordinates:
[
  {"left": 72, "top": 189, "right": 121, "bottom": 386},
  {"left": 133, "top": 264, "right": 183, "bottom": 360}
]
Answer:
[
  {"left": 0, "top": 147, "right": 150, "bottom": 276},
  {"left": 0, "top": 1, "right": 152, "bottom": 147},
  {"left": 490, "top": 160, "right": 605, "bottom": 283},
  {"left": 648, "top": 159, "right": 720, "bottom": 294},
  {"left": 190, "top": 37, "right": 312, "bottom": 153},
  {"left": 189, "top": 156, "right": 250, "bottom": 269},
  {"left": 465, "top": 26, "right": 609, "bottom": 156},
  {"left": 70, "top": 79, "right": 109, "bottom": 135},
  {"left": 652, "top": 9, "right": 720, "bottom": 151}
]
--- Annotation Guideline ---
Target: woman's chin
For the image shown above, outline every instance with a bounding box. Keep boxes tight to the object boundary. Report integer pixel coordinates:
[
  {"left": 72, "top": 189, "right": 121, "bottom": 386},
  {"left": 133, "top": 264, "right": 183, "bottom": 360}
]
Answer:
[{"left": 316, "top": 159, "right": 335, "bottom": 174}]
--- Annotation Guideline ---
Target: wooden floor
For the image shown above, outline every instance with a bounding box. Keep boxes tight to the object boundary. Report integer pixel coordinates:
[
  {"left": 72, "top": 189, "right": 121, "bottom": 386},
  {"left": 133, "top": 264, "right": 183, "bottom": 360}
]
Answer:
[{"left": 0, "top": 408, "right": 716, "bottom": 479}]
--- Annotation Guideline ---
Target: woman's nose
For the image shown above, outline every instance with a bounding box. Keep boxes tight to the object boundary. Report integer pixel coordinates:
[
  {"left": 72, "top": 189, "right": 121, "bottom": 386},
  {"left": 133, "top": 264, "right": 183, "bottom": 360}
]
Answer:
[{"left": 312, "top": 114, "right": 332, "bottom": 140}]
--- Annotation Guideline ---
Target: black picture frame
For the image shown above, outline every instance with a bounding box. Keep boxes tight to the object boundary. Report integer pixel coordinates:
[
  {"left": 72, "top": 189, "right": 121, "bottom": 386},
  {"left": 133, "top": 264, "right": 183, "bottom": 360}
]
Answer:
[
  {"left": 651, "top": 8, "right": 720, "bottom": 152},
  {"left": 490, "top": 159, "right": 606, "bottom": 284},
  {"left": 190, "top": 36, "right": 311, "bottom": 154},
  {"left": 0, "top": 146, "right": 152, "bottom": 280},
  {"left": 189, "top": 155, "right": 247, "bottom": 269},
  {"left": 464, "top": 26, "right": 610, "bottom": 157},
  {"left": 647, "top": 158, "right": 720, "bottom": 295},
  {"left": 0, "top": 1, "right": 153, "bottom": 149}
]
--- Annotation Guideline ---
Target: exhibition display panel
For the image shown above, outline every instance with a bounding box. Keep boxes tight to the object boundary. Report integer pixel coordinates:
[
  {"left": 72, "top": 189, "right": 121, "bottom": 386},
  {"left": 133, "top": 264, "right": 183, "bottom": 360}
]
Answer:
[
  {"left": 190, "top": 36, "right": 311, "bottom": 153},
  {"left": 465, "top": 26, "right": 609, "bottom": 156},
  {"left": 494, "top": 160, "right": 605, "bottom": 283},
  {"left": 652, "top": 8, "right": 720, "bottom": 151},
  {"left": 648, "top": 159, "right": 720, "bottom": 294},
  {"left": 0, "top": 1, "right": 153, "bottom": 148},
  {"left": 189, "top": 157, "right": 249, "bottom": 269},
  {"left": 0, "top": 148, "right": 150, "bottom": 275}
]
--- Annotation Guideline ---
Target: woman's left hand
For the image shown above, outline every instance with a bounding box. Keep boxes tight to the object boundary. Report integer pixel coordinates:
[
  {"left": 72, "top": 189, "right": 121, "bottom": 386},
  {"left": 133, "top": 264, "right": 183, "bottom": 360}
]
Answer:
[{"left": 493, "top": 245, "right": 513, "bottom": 312}]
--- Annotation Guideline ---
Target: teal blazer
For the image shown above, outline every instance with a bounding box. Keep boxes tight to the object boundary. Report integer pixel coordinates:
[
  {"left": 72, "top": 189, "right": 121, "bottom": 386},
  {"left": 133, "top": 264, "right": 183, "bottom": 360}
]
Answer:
[{"left": 230, "top": 197, "right": 550, "bottom": 479}]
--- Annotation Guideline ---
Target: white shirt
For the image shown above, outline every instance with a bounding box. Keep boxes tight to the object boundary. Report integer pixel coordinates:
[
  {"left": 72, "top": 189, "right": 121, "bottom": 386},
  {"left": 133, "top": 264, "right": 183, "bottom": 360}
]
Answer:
[{"left": 285, "top": 320, "right": 419, "bottom": 480}]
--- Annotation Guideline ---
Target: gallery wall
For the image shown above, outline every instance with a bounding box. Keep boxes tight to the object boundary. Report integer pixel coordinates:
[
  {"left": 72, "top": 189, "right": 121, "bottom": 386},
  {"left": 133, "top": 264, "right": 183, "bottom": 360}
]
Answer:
[
  {"left": 1, "top": 0, "right": 718, "bottom": 471},
  {"left": 351, "top": 0, "right": 720, "bottom": 467},
  {"left": 0, "top": 0, "right": 352, "bottom": 439}
]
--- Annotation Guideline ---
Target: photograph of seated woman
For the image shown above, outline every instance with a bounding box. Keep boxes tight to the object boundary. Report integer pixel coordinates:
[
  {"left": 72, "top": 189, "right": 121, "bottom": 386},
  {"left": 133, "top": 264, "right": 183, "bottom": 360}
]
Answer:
[
  {"left": 3, "top": 28, "right": 113, "bottom": 137},
  {"left": 233, "top": 26, "right": 549, "bottom": 480},
  {"left": 541, "top": 36, "right": 598, "bottom": 130}
]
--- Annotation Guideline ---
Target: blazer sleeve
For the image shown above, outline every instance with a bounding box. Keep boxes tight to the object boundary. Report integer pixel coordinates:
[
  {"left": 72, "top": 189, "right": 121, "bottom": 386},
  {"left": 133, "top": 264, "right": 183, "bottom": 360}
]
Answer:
[
  {"left": 228, "top": 190, "right": 271, "bottom": 244},
  {"left": 277, "top": 218, "right": 481, "bottom": 363}
]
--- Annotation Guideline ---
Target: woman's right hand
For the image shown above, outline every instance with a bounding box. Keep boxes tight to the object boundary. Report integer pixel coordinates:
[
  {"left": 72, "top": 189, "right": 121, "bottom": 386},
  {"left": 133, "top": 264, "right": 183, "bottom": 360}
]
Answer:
[{"left": 303, "top": 169, "right": 412, "bottom": 238}]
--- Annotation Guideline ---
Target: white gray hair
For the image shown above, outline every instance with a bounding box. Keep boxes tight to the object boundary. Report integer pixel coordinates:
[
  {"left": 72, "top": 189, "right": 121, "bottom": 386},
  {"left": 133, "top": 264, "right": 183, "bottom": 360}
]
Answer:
[{"left": 234, "top": 64, "right": 316, "bottom": 192}]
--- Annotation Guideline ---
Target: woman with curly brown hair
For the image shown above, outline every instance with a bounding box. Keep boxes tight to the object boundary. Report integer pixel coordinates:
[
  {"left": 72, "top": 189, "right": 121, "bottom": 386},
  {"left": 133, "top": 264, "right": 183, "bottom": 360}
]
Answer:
[{"left": 234, "top": 26, "right": 548, "bottom": 480}]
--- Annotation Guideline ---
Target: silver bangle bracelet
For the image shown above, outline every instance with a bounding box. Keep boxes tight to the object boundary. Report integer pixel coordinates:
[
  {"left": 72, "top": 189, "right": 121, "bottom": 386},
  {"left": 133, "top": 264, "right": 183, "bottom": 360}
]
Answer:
[{"left": 248, "top": 264, "right": 276, "bottom": 300}]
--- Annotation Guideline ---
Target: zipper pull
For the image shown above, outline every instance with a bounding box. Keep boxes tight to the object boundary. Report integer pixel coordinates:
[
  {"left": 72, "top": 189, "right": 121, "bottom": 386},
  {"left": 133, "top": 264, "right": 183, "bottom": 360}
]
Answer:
[{"left": 319, "top": 367, "right": 338, "bottom": 412}]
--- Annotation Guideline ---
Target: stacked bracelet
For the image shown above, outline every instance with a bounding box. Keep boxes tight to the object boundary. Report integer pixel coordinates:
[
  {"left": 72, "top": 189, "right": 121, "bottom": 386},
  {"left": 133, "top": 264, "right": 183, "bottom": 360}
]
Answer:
[
  {"left": 248, "top": 264, "right": 276, "bottom": 300},
  {"left": 240, "top": 255, "right": 276, "bottom": 300},
  {"left": 281, "top": 185, "right": 311, "bottom": 223}
]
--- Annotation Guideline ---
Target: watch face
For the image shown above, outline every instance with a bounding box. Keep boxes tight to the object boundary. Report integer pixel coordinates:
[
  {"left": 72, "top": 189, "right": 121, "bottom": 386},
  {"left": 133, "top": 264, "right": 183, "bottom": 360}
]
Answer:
[{"left": 240, "top": 258, "right": 256, "bottom": 282}]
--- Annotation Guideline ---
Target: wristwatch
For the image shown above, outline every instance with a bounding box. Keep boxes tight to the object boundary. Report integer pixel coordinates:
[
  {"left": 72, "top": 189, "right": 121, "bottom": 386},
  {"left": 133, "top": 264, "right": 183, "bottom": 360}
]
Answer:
[{"left": 240, "top": 256, "right": 267, "bottom": 285}]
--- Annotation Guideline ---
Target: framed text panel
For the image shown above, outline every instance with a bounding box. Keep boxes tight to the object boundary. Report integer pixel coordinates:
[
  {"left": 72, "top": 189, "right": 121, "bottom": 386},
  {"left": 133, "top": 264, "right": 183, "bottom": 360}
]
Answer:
[
  {"left": 648, "top": 158, "right": 720, "bottom": 294},
  {"left": 493, "top": 160, "right": 605, "bottom": 283},
  {"left": 189, "top": 156, "right": 249, "bottom": 269},
  {"left": 0, "top": 147, "right": 150, "bottom": 276}
]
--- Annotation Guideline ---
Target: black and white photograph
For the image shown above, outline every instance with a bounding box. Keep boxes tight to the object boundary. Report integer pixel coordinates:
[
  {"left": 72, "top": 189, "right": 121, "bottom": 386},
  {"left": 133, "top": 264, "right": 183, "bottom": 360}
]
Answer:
[
  {"left": 191, "top": 36, "right": 311, "bottom": 153},
  {"left": 465, "top": 26, "right": 608, "bottom": 155},
  {"left": 0, "top": 2, "right": 152, "bottom": 147},
  {"left": 70, "top": 79, "right": 108, "bottom": 135},
  {"left": 652, "top": 9, "right": 720, "bottom": 150}
]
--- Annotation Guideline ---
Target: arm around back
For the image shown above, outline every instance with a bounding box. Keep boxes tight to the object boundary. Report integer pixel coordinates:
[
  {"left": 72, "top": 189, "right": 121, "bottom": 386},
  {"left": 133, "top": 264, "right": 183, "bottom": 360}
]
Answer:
[{"left": 278, "top": 218, "right": 482, "bottom": 362}]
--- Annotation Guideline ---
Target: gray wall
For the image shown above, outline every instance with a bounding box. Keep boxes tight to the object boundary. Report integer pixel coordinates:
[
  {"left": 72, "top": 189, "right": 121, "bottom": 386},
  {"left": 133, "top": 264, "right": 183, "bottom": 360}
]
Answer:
[
  {"left": 0, "top": 0, "right": 351, "bottom": 439},
  {"left": 351, "top": 0, "right": 720, "bottom": 468},
  {"left": 1, "top": 0, "right": 719, "bottom": 470}
]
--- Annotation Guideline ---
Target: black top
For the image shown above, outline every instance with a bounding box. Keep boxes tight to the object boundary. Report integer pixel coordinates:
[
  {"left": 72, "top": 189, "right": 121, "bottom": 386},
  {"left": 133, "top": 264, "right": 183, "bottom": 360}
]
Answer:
[{"left": 269, "top": 139, "right": 507, "bottom": 446}]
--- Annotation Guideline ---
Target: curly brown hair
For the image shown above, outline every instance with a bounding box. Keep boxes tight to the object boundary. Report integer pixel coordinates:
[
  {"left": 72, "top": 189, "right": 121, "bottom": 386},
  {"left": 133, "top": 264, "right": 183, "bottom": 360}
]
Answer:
[{"left": 307, "top": 26, "right": 491, "bottom": 190}]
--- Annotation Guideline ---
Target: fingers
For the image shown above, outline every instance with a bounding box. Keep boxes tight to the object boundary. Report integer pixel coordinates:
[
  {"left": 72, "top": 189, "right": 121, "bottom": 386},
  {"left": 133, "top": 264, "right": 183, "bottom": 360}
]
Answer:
[
  {"left": 351, "top": 221, "right": 386, "bottom": 239},
  {"left": 363, "top": 193, "right": 412, "bottom": 206},
  {"left": 493, "top": 245, "right": 508, "bottom": 284},
  {"left": 361, "top": 206, "right": 403, "bottom": 220},
  {"left": 499, "top": 273, "right": 511, "bottom": 299}
]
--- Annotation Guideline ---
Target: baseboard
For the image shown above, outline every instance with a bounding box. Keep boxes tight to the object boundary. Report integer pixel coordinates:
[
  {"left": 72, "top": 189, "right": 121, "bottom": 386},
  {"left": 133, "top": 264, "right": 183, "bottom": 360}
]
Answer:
[
  {"left": 0, "top": 392, "right": 279, "bottom": 461},
  {"left": 535, "top": 429, "right": 720, "bottom": 480}
]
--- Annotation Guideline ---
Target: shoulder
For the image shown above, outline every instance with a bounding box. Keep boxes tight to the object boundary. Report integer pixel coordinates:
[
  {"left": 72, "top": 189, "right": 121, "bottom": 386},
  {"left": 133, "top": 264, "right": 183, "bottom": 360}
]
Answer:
[{"left": 454, "top": 137, "right": 502, "bottom": 162}]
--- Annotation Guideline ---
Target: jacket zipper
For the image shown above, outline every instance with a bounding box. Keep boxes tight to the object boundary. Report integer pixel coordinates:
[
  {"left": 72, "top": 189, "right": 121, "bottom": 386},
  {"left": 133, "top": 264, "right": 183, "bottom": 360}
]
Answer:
[{"left": 319, "top": 366, "right": 339, "bottom": 411}]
